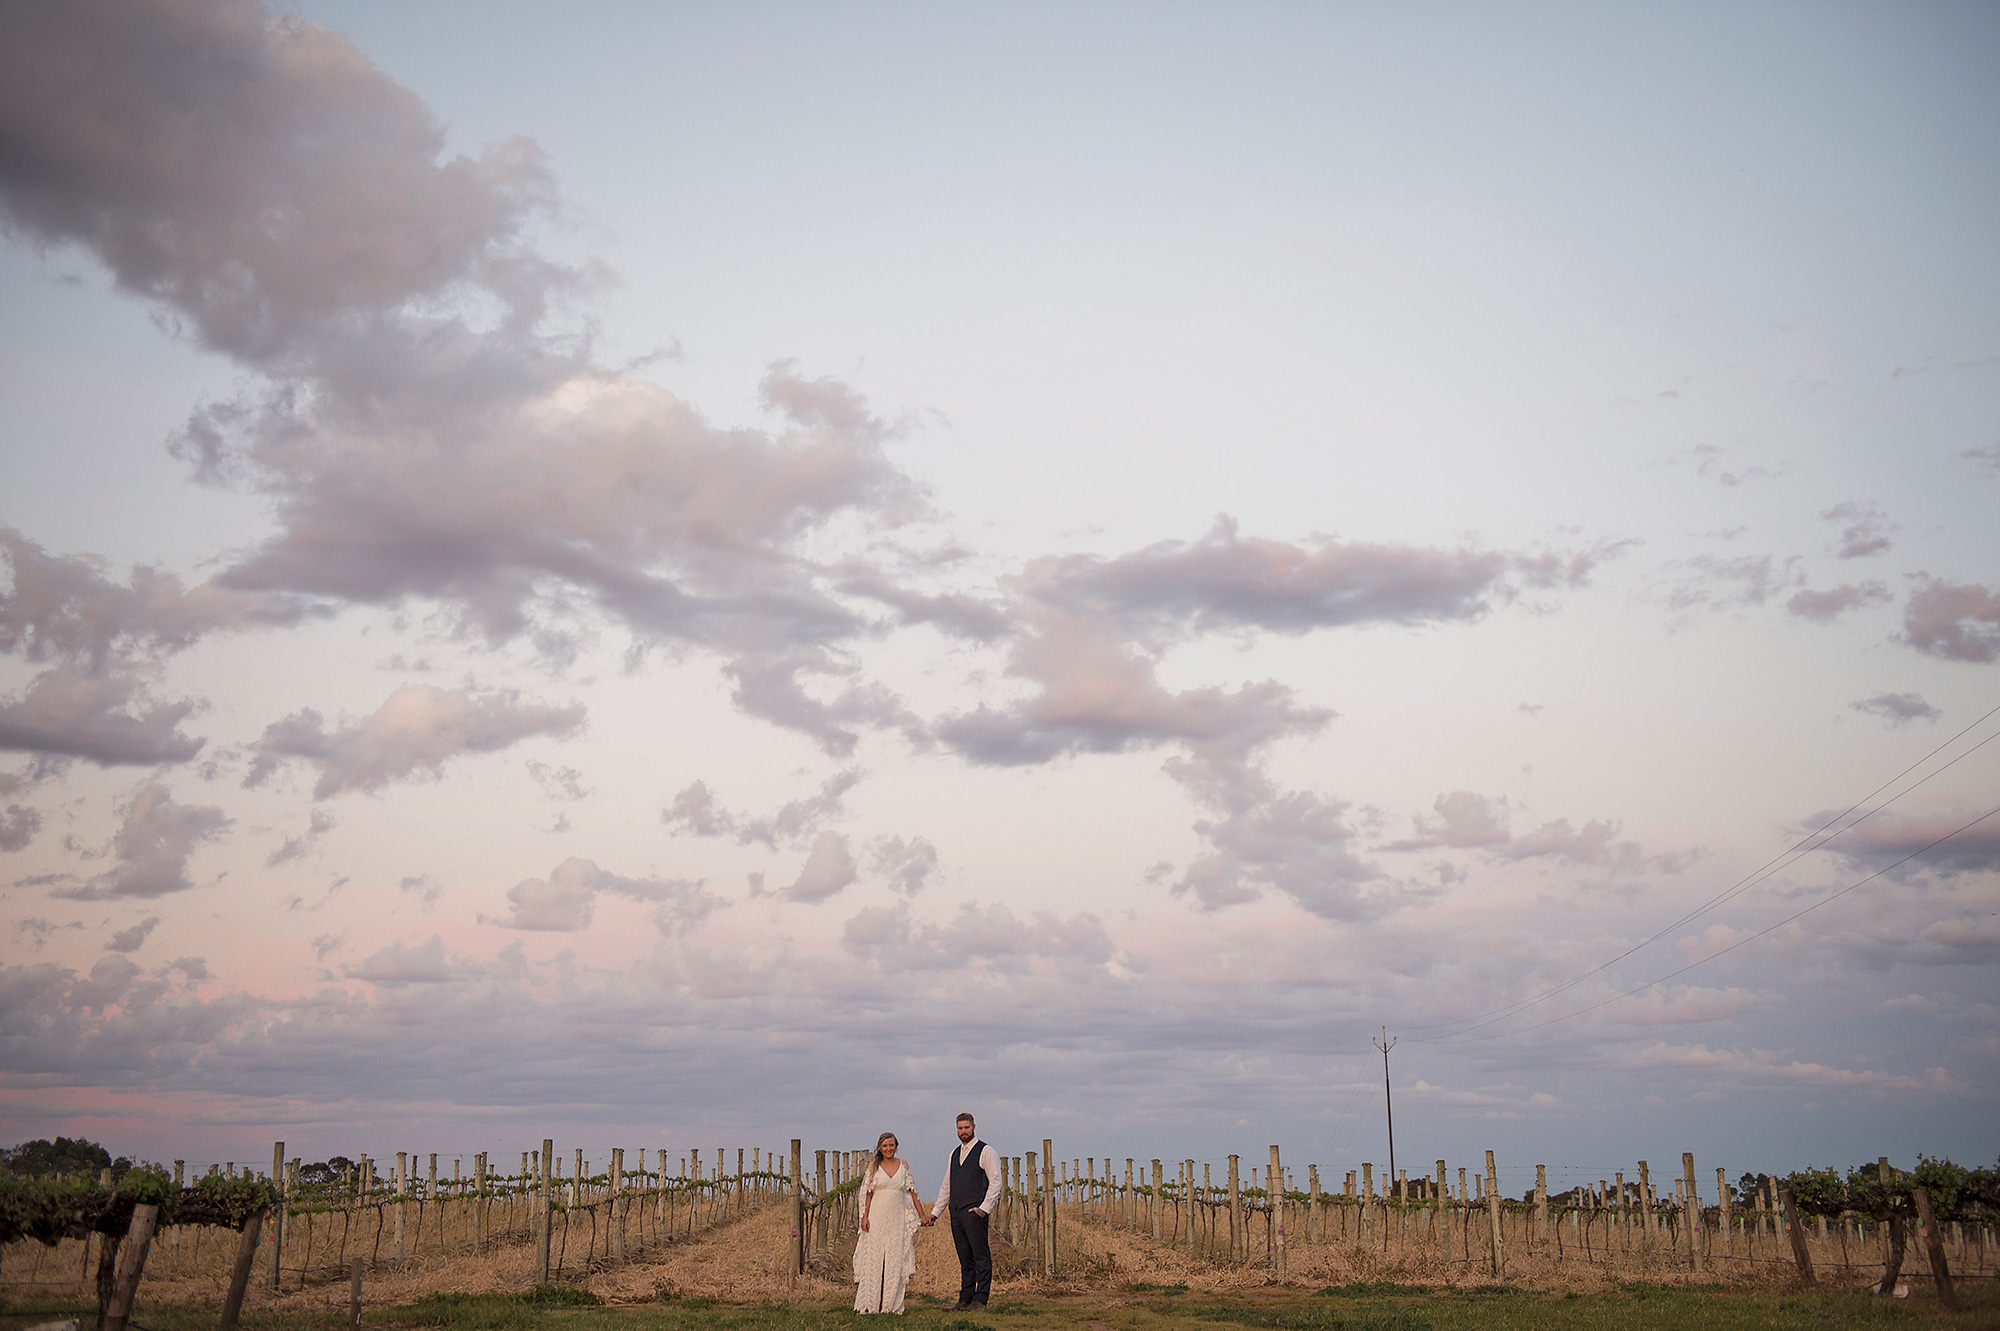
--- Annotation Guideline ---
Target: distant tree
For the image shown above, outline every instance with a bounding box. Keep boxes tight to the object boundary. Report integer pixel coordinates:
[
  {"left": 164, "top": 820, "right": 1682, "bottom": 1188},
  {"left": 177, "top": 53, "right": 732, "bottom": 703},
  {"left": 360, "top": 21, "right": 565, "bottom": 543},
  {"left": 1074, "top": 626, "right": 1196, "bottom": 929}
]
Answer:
[
  {"left": 2, "top": 1137, "right": 136, "bottom": 1179},
  {"left": 296, "top": 1157, "right": 356, "bottom": 1188}
]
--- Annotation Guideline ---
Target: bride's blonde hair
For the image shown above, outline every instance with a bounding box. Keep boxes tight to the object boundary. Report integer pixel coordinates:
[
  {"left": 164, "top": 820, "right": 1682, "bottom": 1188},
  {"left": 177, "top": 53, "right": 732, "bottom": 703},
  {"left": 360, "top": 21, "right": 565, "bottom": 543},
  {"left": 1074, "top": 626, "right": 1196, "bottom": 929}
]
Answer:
[{"left": 869, "top": 1132, "right": 898, "bottom": 1181}]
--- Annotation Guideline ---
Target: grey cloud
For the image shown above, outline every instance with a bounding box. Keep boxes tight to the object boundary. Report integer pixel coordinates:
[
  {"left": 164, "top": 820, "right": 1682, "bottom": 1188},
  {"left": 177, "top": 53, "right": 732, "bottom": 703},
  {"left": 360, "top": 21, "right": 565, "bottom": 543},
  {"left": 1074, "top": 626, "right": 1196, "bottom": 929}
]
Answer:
[
  {"left": 399, "top": 874, "right": 443, "bottom": 909},
  {"left": 346, "top": 936, "right": 457, "bottom": 985},
  {"left": 836, "top": 570, "right": 1012, "bottom": 641},
  {"left": 0, "top": 666, "right": 206, "bottom": 765},
  {"left": 0, "top": 529, "right": 301, "bottom": 672},
  {"left": 1382, "top": 791, "right": 1515, "bottom": 852},
  {"left": 1028, "top": 516, "right": 1513, "bottom": 636},
  {"left": 870, "top": 836, "right": 939, "bottom": 896},
  {"left": 266, "top": 808, "right": 336, "bottom": 866},
  {"left": 526, "top": 760, "right": 591, "bottom": 802},
  {"left": 1665, "top": 554, "right": 1802, "bottom": 611},
  {"left": 0, "top": 802, "right": 40, "bottom": 851},
  {"left": 1382, "top": 790, "right": 1672, "bottom": 872},
  {"left": 1903, "top": 577, "right": 2000, "bottom": 663},
  {"left": 841, "top": 900, "right": 1112, "bottom": 972},
  {"left": 106, "top": 915, "right": 162, "bottom": 953},
  {"left": 780, "top": 832, "right": 858, "bottom": 903},
  {"left": 1821, "top": 502, "right": 1895, "bottom": 559},
  {"left": 14, "top": 917, "right": 83, "bottom": 949},
  {"left": 52, "top": 782, "right": 229, "bottom": 900},
  {"left": 166, "top": 956, "right": 209, "bottom": 982},
  {"left": 662, "top": 769, "right": 861, "bottom": 849},
  {"left": 246, "top": 684, "right": 584, "bottom": 798},
  {"left": 1786, "top": 582, "right": 1893, "bottom": 622},
  {"left": 492, "top": 855, "right": 721, "bottom": 932},
  {"left": 1815, "top": 808, "right": 2000, "bottom": 877},
  {"left": 1962, "top": 444, "right": 1999, "bottom": 475},
  {"left": 1849, "top": 692, "right": 1941, "bottom": 727},
  {"left": 0, "top": 2, "right": 923, "bottom": 756}
]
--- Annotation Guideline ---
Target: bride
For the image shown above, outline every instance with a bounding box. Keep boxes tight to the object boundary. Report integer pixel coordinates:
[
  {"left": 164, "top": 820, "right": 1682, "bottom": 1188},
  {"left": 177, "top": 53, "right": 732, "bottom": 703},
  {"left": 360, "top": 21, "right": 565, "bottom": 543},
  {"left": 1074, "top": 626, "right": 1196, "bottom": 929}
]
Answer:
[{"left": 854, "top": 1131, "right": 931, "bottom": 1314}]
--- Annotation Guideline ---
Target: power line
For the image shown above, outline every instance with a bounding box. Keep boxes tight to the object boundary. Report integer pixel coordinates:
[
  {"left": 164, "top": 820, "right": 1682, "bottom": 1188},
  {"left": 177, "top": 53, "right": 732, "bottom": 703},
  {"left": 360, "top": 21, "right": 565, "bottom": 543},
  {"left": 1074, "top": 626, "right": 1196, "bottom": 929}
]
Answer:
[
  {"left": 1439, "top": 801, "right": 2000, "bottom": 1042},
  {"left": 1407, "top": 702, "right": 2000, "bottom": 1041}
]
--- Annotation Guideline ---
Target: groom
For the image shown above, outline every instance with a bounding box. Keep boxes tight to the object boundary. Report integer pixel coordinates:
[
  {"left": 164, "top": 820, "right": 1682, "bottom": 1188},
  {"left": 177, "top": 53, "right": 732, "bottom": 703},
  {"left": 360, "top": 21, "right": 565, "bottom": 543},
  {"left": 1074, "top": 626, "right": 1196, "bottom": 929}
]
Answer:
[{"left": 926, "top": 1111, "right": 1000, "bottom": 1310}]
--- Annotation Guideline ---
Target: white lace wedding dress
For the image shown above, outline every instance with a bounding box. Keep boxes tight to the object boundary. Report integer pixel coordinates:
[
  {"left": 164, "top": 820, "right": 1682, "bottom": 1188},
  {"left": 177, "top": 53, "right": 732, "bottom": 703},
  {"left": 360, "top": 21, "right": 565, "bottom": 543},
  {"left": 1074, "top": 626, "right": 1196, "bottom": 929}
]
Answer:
[{"left": 852, "top": 1162, "right": 921, "bottom": 1314}]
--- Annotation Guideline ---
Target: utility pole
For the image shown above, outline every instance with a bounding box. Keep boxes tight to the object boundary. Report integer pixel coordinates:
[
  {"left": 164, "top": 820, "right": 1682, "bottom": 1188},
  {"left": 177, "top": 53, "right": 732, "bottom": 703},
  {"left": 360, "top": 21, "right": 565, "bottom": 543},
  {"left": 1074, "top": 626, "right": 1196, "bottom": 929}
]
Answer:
[{"left": 1373, "top": 1027, "right": 1398, "bottom": 1188}]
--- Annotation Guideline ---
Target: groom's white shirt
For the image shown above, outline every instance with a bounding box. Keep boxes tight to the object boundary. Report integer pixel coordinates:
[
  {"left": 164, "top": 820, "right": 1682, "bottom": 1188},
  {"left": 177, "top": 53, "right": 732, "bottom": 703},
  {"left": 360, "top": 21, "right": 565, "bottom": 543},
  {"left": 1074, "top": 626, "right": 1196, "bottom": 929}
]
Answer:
[{"left": 932, "top": 1141, "right": 1003, "bottom": 1214}]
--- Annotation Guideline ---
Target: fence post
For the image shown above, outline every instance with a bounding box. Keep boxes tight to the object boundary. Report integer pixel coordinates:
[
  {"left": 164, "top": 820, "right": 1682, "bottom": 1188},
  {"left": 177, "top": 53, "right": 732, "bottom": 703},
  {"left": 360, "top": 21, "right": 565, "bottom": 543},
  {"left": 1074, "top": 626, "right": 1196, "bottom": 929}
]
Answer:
[
  {"left": 218, "top": 1206, "right": 267, "bottom": 1331},
  {"left": 1910, "top": 1187, "right": 1955, "bottom": 1310},
  {"left": 1228, "top": 1156, "right": 1241, "bottom": 1262},
  {"left": 1270, "top": 1146, "right": 1286, "bottom": 1278},
  {"left": 1535, "top": 1165, "right": 1548, "bottom": 1253},
  {"left": 789, "top": 1140, "right": 804, "bottom": 1275},
  {"left": 1043, "top": 1140, "right": 1057, "bottom": 1274},
  {"left": 102, "top": 1202, "right": 158, "bottom": 1331},
  {"left": 1716, "top": 1167, "right": 1730, "bottom": 1258},
  {"left": 535, "top": 1137, "right": 553, "bottom": 1284},
  {"left": 1436, "top": 1162, "right": 1450, "bottom": 1264},
  {"left": 1151, "top": 1159, "right": 1163, "bottom": 1242},
  {"left": 269, "top": 1142, "right": 285, "bottom": 1293},
  {"left": 348, "top": 1256, "right": 362, "bottom": 1331},
  {"left": 1778, "top": 1183, "right": 1815, "bottom": 1286},
  {"left": 1484, "top": 1151, "right": 1504, "bottom": 1277},
  {"left": 1682, "top": 1153, "right": 1701, "bottom": 1272}
]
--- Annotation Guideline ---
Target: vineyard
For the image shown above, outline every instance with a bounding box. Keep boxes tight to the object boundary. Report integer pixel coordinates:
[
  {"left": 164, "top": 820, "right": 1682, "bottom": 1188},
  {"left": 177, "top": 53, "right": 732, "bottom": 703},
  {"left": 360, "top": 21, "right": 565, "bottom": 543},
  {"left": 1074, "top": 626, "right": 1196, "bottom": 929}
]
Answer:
[{"left": 3, "top": 1139, "right": 1994, "bottom": 1324}]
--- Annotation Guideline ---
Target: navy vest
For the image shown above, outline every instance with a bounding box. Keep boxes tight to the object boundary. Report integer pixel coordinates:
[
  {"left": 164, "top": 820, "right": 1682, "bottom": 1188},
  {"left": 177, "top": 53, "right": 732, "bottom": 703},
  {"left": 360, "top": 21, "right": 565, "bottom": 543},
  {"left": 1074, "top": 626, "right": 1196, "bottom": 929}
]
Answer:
[{"left": 949, "top": 1140, "right": 989, "bottom": 1207}]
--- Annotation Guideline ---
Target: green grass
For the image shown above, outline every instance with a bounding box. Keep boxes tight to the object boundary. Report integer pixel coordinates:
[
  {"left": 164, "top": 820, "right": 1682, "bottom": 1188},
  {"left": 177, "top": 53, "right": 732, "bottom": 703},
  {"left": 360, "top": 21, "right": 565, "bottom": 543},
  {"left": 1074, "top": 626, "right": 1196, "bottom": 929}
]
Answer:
[{"left": 4, "top": 1281, "right": 1994, "bottom": 1331}]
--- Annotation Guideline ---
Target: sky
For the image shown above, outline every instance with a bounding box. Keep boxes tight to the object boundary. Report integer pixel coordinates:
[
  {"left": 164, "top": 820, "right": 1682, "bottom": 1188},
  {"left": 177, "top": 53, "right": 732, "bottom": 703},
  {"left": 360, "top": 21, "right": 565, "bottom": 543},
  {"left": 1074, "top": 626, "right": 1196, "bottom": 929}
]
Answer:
[{"left": 1, "top": 0, "right": 1997, "bottom": 1196}]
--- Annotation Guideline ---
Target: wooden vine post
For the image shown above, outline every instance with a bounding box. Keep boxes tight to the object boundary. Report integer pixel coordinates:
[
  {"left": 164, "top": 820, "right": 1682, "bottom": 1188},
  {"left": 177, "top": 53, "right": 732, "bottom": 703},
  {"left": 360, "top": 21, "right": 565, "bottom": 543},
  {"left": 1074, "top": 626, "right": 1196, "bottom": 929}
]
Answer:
[
  {"left": 788, "top": 1140, "right": 804, "bottom": 1276},
  {"left": 534, "top": 1137, "right": 553, "bottom": 1284},
  {"left": 269, "top": 1142, "right": 285, "bottom": 1292},
  {"left": 1876, "top": 1158, "right": 1906, "bottom": 1297},
  {"left": 1436, "top": 1162, "right": 1451, "bottom": 1264},
  {"left": 218, "top": 1205, "right": 268, "bottom": 1331},
  {"left": 1777, "top": 1183, "right": 1815, "bottom": 1285},
  {"left": 1716, "top": 1167, "right": 1731, "bottom": 1258},
  {"left": 1910, "top": 1187, "right": 1956, "bottom": 1310},
  {"left": 1484, "top": 1150, "right": 1504, "bottom": 1277},
  {"left": 101, "top": 1203, "right": 159, "bottom": 1331},
  {"left": 1227, "top": 1156, "right": 1241, "bottom": 1262},
  {"left": 1534, "top": 1165, "right": 1548, "bottom": 1253},
  {"left": 1682, "top": 1153, "right": 1701, "bottom": 1272},
  {"left": 1150, "top": 1159, "right": 1163, "bottom": 1242},
  {"left": 1270, "top": 1145, "right": 1286, "bottom": 1278},
  {"left": 1043, "top": 1139, "right": 1057, "bottom": 1275}
]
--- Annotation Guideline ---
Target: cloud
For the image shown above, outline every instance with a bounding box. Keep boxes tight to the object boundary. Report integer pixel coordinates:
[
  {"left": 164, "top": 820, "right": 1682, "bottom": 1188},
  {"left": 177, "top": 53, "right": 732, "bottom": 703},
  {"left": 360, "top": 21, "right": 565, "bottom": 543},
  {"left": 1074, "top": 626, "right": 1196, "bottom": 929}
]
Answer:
[
  {"left": 1664, "top": 554, "right": 1801, "bottom": 612},
  {"left": 1382, "top": 791, "right": 1514, "bottom": 852},
  {"left": 841, "top": 900, "right": 1113, "bottom": 972},
  {"left": 779, "top": 832, "right": 858, "bottom": 903},
  {"left": 0, "top": 666, "right": 207, "bottom": 765},
  {"left": 1849, "top": 692, "right": 1940, "bottom": 727},
  {"left": 1820, "top": 502, "right": 1895, "bottom": 559},
  {"left": 266, "top": 809, "right": 336, "bottom": 866},
  {"left": 1962, "top": 443, "right": 1999, "bottom": 475},
  {"left": 1813, "top": 808, "right": 2000, "bottom": 877},
  {"left": 106, "top": 916, "right": 162, "bottom": 953},
  {"left": 869, "top": 836, "right": 939, "bottom": 896},
  {"left": 399, "top": 874, "right": 442, "bottom": 909},
  {"left": 526, "top": 760, "right": 591, "bottom": 802},
  {"left": 51, "top": 782, "right": 230, "bottom": 900},
  {"left": 661, "top": 769, "right": 860, "bottom": 848},
  {"left": 1381, "top": 790, "right": 1672, "bottom": 872},
  {"left": 14, "top": 917, "right": 83, "bottom": 950},
  {"left": 491, "top": 855, "right": 721, "bottom": 931},
  {"left": 346, "top": 936, "right": 457, "bottom": 985},
  {"left": 1903, "top": 576, "right": 2000, "bottom": 663},
  {"left": 0, "top": 528, "right": 299, "bottom": 672},
  {"left": 246, "top": 684, "right": 584, "bottom": 797},
  {"left": 1024, "top": 516, "right": 1528, "bottom": 637},
  {"left": 1785, "top": 582, "right": 1892, "bottom": 622},
  {"left": 0, "top": 1, "right": 926, "bottom": 756},
  {"left": 1, "top": 801, "right": 41, "bottom": 851}
]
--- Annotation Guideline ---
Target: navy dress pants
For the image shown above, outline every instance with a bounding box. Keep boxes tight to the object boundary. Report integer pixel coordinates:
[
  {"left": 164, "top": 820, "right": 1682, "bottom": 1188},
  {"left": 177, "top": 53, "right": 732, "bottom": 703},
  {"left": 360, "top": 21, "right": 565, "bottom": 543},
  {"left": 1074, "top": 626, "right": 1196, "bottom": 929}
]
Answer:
[{"left": 949, "top": 1206, "right": 991, "bottom": 1305}]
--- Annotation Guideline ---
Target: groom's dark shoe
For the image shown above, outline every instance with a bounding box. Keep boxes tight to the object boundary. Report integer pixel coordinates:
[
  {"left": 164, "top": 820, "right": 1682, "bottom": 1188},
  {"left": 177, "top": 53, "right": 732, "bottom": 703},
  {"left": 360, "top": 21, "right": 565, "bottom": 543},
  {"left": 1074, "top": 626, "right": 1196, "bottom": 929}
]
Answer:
[{"left": 950, "top": 1302, "right": 973, "bottom": 1312}]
